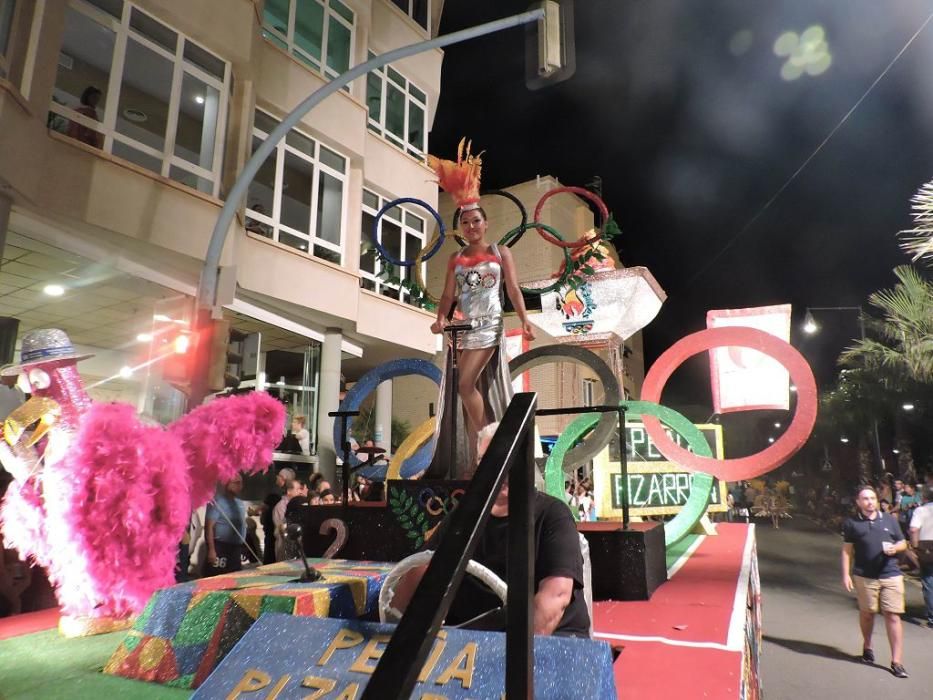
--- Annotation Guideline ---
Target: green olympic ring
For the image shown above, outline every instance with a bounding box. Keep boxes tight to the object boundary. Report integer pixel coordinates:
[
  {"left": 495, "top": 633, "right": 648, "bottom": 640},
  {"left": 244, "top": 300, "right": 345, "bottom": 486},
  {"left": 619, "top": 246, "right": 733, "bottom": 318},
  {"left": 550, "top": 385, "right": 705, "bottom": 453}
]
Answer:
[{"left": 544, "top": 400, "right": 715, "bottom": 547}]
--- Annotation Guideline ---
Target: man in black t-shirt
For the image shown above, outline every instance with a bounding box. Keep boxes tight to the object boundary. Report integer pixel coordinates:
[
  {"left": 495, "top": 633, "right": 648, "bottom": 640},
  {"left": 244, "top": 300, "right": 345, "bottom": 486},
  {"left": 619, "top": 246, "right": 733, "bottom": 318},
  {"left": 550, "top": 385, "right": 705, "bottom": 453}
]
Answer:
[
  {"left": 432, "top": 486, "right": 590, "bottom": 637},
  {"left": 841, "top": 485, "right": 909, "bottom": 678},
  {"left": 393, "top": 444, "right": 590, "bottom": 638},
  {"left": 260, "top": 468, "right": 295, "bottom": 564}
]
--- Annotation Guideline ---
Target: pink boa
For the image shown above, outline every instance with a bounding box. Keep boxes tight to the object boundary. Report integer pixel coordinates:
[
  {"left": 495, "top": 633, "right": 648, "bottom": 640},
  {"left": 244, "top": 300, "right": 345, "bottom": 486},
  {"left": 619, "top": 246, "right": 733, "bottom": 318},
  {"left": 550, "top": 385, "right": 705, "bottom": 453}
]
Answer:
[
  {"left": 169, "top": 392, "right": 285, "bottom": 508},
  {"left": 0, "top": 392, "right": 284, "bottom": 619}
]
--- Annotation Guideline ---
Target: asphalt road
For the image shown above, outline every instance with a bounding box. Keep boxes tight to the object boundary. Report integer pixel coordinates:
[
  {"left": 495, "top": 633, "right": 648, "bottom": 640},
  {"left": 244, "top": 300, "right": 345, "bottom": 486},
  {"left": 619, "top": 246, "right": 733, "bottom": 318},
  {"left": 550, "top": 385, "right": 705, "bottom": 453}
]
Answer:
[{"left": 758, "top": 517, "right": 931, "bottom": 698}]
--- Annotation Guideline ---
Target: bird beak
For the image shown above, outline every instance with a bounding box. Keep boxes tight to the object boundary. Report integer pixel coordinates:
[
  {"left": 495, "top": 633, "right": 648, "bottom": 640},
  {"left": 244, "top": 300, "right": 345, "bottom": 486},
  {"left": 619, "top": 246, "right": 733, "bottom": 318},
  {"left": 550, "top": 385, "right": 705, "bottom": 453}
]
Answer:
[{"left": 4, "top": 397, "right": 61, "bottom": 448}]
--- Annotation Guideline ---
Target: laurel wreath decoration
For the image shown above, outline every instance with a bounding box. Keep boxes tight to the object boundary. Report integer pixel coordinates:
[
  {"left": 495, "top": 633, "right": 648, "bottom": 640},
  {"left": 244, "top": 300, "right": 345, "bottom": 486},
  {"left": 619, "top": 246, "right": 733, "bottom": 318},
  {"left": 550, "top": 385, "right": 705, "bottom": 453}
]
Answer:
[{"left": 389, "top": 489, "right": 429, "bottom": 549}]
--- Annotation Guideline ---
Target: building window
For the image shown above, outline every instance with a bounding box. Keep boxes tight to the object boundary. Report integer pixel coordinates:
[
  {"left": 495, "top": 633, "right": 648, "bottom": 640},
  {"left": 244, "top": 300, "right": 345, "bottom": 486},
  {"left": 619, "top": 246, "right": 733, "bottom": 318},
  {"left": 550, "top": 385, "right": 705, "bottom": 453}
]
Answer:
[
  {"left": 0, "top": 0, "right": 15, "bottom": 78},
  {"left": 582, "top": 378, "right": 595, "bottom": 407},
  {"left": 262, "top": 0, "right": 354, "bottom": 81},
  {"left": 246, "top": 109, "right": 348, "bottom": 266},
  {"left": 389, "top": 0, "right": 429, "bottom": 31},
  {"left": 366, "top": 54, "right": 427, "bottom": 159},
  {"left": 47, "top": 0, "right": 230, "bottom": 197},
  {"left": 360, "top": 188, "right": 427, "bottom": 306}
]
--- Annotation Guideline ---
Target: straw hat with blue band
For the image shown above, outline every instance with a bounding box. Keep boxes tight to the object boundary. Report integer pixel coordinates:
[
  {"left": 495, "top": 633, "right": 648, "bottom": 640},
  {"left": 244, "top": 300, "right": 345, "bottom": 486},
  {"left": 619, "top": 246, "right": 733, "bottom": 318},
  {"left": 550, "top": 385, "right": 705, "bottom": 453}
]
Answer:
[{"left": 1, "top": 329, "right": 94, "bottom": 376}]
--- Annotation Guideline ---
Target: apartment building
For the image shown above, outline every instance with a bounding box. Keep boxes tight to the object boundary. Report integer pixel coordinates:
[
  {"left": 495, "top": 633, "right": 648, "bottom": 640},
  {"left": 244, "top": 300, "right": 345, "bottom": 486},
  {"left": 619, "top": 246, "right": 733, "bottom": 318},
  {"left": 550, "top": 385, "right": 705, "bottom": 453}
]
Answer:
[{"left": 0, "top": 0, "right": 446, "bottom": 480}]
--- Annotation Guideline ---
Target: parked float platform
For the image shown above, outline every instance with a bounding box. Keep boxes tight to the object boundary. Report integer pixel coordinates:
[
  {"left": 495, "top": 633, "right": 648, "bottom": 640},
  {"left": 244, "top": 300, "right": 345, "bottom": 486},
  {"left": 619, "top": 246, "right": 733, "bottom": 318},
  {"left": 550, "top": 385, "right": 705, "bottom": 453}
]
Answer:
[{"left": 0, "top": 525, "right": 759, "bottom": 699}]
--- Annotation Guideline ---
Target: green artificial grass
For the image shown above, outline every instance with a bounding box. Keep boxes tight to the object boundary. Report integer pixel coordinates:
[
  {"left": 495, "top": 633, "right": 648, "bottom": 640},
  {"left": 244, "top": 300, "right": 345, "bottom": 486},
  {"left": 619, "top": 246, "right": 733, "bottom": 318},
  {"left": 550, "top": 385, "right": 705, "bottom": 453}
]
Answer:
[{"left": 0, "top": 629, "right": 191, "bottom": 700}]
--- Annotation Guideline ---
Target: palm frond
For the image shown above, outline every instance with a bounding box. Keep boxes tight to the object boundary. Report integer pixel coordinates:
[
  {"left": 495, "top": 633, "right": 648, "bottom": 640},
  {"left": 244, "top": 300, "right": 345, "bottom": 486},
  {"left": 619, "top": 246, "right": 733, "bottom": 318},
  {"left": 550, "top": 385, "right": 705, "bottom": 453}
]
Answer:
[{"left": 899, "top": 180, "right": 933, "bottom": 263}]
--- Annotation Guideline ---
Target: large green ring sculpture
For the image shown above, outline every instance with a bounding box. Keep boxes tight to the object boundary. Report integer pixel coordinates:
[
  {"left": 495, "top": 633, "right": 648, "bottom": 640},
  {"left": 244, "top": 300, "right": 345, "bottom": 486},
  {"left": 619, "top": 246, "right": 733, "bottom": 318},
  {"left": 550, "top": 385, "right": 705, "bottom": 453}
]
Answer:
[{"left": 545, "top": 400, "right": 714, "bottom": 547}]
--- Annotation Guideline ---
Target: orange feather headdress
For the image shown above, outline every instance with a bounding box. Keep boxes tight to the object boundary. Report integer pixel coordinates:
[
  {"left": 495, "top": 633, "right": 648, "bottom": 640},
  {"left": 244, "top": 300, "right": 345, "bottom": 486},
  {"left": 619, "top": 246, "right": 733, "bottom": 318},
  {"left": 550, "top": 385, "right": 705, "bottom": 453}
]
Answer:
[{"left": 427, "top": 137, "right": 483, "bottom": 210}]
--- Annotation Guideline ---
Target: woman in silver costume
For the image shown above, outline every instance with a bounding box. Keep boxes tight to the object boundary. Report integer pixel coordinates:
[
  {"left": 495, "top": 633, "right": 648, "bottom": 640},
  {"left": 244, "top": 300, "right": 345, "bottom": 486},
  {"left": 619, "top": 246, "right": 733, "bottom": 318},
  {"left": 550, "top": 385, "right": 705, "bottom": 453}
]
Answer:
[{"left": 431, "top": 205, "right": 535, "bottom": 455}]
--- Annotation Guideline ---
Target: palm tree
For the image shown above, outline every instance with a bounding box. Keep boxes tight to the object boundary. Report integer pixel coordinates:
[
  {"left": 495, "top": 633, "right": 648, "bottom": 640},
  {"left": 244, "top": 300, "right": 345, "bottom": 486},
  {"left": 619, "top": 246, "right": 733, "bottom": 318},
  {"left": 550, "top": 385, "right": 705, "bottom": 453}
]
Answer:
[
  {"left": 838, "top": 265, "right": 933, "bottom": 481},
  {"left": 839, "top": 265, "right": 933, "bottom": 384}
]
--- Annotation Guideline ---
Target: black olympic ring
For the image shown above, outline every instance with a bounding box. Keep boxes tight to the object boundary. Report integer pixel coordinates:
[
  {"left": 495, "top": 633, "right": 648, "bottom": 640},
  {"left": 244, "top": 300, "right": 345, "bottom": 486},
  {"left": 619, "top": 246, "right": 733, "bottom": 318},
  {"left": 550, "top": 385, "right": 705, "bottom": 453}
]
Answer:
[
  {"left": 508, "top": 345, "right": 622, "bottom": 471},
  {"left": 452, "top": 190, "right": 528, "bottom": 248}
]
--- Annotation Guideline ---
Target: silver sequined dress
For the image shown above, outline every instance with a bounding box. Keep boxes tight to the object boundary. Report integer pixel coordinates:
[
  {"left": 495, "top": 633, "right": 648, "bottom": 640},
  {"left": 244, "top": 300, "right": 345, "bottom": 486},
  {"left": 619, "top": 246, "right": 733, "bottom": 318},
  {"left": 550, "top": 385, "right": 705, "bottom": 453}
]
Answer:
[{"left": 454, "top": 245, "right": 503, "bottom": 350}]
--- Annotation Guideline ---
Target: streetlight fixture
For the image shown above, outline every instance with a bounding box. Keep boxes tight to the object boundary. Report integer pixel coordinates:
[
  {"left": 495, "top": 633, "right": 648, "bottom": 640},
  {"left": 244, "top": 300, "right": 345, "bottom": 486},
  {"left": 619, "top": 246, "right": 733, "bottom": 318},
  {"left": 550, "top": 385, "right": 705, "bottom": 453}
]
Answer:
[
  {"left": 840, "top": 437, "right": 850, "bottom": 444},
  {"left": 803, "top": 305, "right": 885, "bottom": 475},
  {"left": 902, "top": 402, "right": 915, "bottom": 411},
  {"left": 774, "top": 422, "right": 781, "bottom": 428},
  {"left": 802, "top": 310, "right": 818, "bottom": 334}
]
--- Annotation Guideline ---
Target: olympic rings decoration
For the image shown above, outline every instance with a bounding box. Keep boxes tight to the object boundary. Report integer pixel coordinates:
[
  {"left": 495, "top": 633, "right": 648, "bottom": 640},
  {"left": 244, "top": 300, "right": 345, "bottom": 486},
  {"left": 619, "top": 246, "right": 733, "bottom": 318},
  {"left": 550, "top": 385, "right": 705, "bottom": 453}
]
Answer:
[
  {"left": 640, "top": 327, "right": 818, "bottom": 482},
  {"left": 451, "top": 190, "right": 529, "bottom": 248},
  {"left": 533, "top": 186, "right": 610, "bottom": 249},
  {"left": 509, "top": 345, "right": 621, "bottom": 470},
  {"left": 371, "top": 197, "right": 446, "bottom": 267},
  {"left": 412, "top": 221, "right": 573, "bottom": 305},
  {"left": 543, "top": 401, "right": 715, "bottom": 547},
  {"left": 385, "top": 417, "right": 436, "bottom": 480},
  {"left": 336, "top": 359, "right": 442, "bottom": 478},
  {"left": 418, "top": 486, "right": 466, "bottom": 516}
]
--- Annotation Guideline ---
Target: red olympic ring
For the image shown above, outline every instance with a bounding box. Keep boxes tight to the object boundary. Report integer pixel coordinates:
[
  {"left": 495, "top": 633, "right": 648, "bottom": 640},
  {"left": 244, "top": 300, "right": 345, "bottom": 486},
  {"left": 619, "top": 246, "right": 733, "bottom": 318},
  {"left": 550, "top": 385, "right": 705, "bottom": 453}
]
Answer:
[
  {"left": 640, "top": 327, "right": 817, "bottom": 482},
  {"left": 533, "top": 186, "right": 610, "bottom": 249}
]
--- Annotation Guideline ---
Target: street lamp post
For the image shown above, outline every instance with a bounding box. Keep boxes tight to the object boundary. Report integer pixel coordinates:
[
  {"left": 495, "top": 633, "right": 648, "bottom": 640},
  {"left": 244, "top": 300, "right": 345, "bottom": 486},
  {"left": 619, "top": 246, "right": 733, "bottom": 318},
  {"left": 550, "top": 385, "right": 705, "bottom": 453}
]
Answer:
[{"left": 801, "top": 305, "right": 886, "bottom": 477}]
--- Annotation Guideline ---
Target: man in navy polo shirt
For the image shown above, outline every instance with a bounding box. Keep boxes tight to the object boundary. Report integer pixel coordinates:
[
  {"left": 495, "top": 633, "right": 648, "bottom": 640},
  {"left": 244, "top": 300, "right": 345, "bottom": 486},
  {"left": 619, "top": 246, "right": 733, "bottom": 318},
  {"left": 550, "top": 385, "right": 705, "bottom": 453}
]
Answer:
[{"left": 841, "top": 485, "right": 909, "bottom": 678}]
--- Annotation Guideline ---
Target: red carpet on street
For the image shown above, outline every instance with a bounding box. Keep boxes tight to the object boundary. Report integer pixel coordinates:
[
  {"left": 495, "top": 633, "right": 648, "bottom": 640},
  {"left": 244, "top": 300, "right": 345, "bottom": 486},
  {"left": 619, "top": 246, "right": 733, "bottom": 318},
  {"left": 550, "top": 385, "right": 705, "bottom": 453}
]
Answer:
[{"left": 594, "top": 524, "right": 754, "bottom": 699}]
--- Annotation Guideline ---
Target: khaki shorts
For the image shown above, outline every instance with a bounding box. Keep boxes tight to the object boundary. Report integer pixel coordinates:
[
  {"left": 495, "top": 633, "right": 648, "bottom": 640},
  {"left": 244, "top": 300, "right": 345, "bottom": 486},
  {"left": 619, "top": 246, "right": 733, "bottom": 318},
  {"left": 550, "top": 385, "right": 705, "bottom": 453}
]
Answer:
[{"left": 853, "top": 575, "right": 904, "bottom": 614}]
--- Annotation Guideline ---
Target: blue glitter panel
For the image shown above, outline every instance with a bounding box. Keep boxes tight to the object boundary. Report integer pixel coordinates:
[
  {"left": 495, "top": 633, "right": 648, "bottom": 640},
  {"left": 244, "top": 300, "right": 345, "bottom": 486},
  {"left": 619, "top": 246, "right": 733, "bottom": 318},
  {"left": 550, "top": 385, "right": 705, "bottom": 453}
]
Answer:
[
  {"left": 140, "top": 587, "right": 193, "bottom": 639},
  {"left": 324, "top": 583, "right": 358, "bottom": 619},
  {"left": 192, "top": 614, "right": 616, "bottom": 699},
  {"left": 173, "top": 642, "right": 210, "bottom": 676}
]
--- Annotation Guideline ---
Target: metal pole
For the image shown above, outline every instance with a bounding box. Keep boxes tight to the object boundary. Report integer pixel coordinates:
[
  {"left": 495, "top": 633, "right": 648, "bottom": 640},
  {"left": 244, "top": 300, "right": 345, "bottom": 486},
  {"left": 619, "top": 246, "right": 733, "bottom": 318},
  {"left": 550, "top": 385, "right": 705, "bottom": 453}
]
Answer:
[
  {"left": 506, "top": 416, "right": 535, "bottom": 699},
  {"left": 617, "top": 405, "right": 629, "bottom": 528},
  {"left": 196, "top": 8, "right": 546, "bottom": 313},
  {"left": 858, "top": 312, "right": 886, "bottom": 478}
]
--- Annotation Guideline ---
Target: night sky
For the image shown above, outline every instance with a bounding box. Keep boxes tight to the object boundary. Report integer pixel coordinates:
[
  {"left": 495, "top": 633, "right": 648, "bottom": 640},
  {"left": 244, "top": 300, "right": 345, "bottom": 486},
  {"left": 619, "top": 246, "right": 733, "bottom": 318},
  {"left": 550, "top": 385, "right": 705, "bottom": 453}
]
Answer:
[{"left": 430, "top": 0, "right": 933, "bottom": 405}]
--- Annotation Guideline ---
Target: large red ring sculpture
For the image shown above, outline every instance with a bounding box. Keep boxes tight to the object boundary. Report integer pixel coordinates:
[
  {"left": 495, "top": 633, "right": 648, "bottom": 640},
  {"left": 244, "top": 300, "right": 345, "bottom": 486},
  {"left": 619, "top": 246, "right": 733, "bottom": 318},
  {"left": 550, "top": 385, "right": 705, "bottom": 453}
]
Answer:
[
  {"left": 533, "top": 186, "right": 610, "bottom": 248},
  {"left": 640, "top": 327, "right": 818, "bottom": 481}
]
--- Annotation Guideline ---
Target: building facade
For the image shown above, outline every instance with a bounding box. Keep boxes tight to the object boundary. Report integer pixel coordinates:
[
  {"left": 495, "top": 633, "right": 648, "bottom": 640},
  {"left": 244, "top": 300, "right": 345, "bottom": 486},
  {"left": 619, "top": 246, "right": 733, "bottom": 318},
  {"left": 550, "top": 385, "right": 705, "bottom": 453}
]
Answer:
[{"left": 0, "top": 0, "right": 447, "bottom": 481}]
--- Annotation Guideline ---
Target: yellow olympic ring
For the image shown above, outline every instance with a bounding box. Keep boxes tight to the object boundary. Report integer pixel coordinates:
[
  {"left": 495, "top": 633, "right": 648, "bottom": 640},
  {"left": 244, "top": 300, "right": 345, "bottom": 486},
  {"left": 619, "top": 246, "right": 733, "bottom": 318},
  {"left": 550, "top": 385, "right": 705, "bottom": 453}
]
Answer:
[
  {"left": 425, "top": 497, "right": 446, "bottom": 516},
  {"left": 387, "top": 417, "right": 436, "bottom": 480}
]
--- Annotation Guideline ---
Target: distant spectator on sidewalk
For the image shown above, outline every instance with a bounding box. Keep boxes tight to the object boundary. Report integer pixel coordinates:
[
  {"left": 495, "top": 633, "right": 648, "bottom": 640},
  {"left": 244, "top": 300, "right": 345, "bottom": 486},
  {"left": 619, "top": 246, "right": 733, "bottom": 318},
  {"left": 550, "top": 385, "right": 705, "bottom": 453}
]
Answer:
[
  {"left": 841, "top": 486, "right": 909, "bottom": 678},
  {"left": 273, "top": 478, "right": 306, "bottom": 560},
  {"left": 260, "top": 467, "right": 294, "bottom": 564},
  {"left": 908, "top": 485, "right": 933, "bottom": 628},
  {"left": 204, "top": 475, "right": 247, "bottom": 577}
]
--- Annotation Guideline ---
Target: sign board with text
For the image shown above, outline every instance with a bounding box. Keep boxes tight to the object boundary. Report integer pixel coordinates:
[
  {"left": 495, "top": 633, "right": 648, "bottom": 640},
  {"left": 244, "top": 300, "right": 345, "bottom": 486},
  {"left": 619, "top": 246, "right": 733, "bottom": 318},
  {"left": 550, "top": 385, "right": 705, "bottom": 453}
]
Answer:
[
  {"left": 193, "top": 614, "right": 616, "bottom": 700},
  {"left": 595, "top": 421, "right": 728, "bottom": 518}
]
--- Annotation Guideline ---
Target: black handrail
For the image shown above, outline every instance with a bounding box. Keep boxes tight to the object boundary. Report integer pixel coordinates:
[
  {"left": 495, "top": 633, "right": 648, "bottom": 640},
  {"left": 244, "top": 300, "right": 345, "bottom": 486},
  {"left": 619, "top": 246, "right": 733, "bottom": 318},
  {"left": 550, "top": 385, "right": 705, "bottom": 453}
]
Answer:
[{"left": 362, "top": 391, "right": 538, "bottom": 699}]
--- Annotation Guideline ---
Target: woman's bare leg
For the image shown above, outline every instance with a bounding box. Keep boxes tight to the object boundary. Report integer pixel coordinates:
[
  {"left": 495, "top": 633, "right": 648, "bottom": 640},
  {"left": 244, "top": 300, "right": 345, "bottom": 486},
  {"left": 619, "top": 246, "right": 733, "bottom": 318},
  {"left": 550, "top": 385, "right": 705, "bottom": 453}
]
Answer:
[{"left": 457, "top": 347, "right": 496, "bottom": 447}]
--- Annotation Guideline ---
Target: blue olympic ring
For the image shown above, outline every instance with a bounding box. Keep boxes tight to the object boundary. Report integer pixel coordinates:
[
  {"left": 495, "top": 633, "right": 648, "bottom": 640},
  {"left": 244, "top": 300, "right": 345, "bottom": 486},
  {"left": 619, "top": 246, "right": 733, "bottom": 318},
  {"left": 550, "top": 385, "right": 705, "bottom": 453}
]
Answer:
[
  {"left": 371, "top": 197, "right": 446, "bottom": 267},
  {"left": 335, "top": 359, "right": 443, "bottom": 479}
]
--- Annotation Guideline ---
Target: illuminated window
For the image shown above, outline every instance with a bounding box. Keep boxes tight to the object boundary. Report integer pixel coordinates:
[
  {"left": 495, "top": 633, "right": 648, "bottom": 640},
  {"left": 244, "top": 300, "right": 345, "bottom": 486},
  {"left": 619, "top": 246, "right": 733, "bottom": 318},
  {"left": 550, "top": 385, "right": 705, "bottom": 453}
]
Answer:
[
  {"left": 366, "top": 54, "right": 427, "bottom": 159},
  {"left": 360, "top": 188, "right": 427, "bottom": 306},
  {"left": 246, "top": 109, "right": 348, "bottom": 266},
  {"left": 262, "top": 0, "right": 354, "bottom": 80},
  {"left": 47, "top": 0, "right": 230, "bottom": 196}
]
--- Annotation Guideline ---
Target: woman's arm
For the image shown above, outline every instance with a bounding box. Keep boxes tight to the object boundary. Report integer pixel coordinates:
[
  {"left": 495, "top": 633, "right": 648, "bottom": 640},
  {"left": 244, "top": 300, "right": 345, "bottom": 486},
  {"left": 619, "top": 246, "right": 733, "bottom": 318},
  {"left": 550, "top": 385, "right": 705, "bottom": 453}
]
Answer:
[
  {"left": 499, "top": 246, "right": 535, "bottom": 340},
  {"left": 431, "top": 252, "right": 459, "bottom": 333}
]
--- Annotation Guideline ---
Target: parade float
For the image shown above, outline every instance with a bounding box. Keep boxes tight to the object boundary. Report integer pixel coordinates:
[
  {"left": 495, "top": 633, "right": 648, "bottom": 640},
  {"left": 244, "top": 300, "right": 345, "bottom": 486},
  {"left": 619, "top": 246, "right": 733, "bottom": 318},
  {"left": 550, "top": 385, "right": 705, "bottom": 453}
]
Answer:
[{"left": 0, "top": 139, "right": 818, "bottom": 698}]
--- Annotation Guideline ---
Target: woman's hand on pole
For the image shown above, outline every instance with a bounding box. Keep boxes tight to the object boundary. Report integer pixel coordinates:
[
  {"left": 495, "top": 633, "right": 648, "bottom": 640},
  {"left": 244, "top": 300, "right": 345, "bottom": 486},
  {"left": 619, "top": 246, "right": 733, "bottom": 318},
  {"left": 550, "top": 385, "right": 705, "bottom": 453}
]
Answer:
[{"left": 521, "top": 319, "right": 536, "bottom": 341}]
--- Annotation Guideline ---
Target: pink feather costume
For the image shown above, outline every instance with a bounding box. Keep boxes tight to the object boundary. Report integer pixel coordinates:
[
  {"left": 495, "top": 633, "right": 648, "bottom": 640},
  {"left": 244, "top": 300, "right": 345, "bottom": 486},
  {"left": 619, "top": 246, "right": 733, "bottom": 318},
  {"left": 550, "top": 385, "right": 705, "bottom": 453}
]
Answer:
[{"left": 0, "top": 357, "right": 284, "bottom": 629}]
